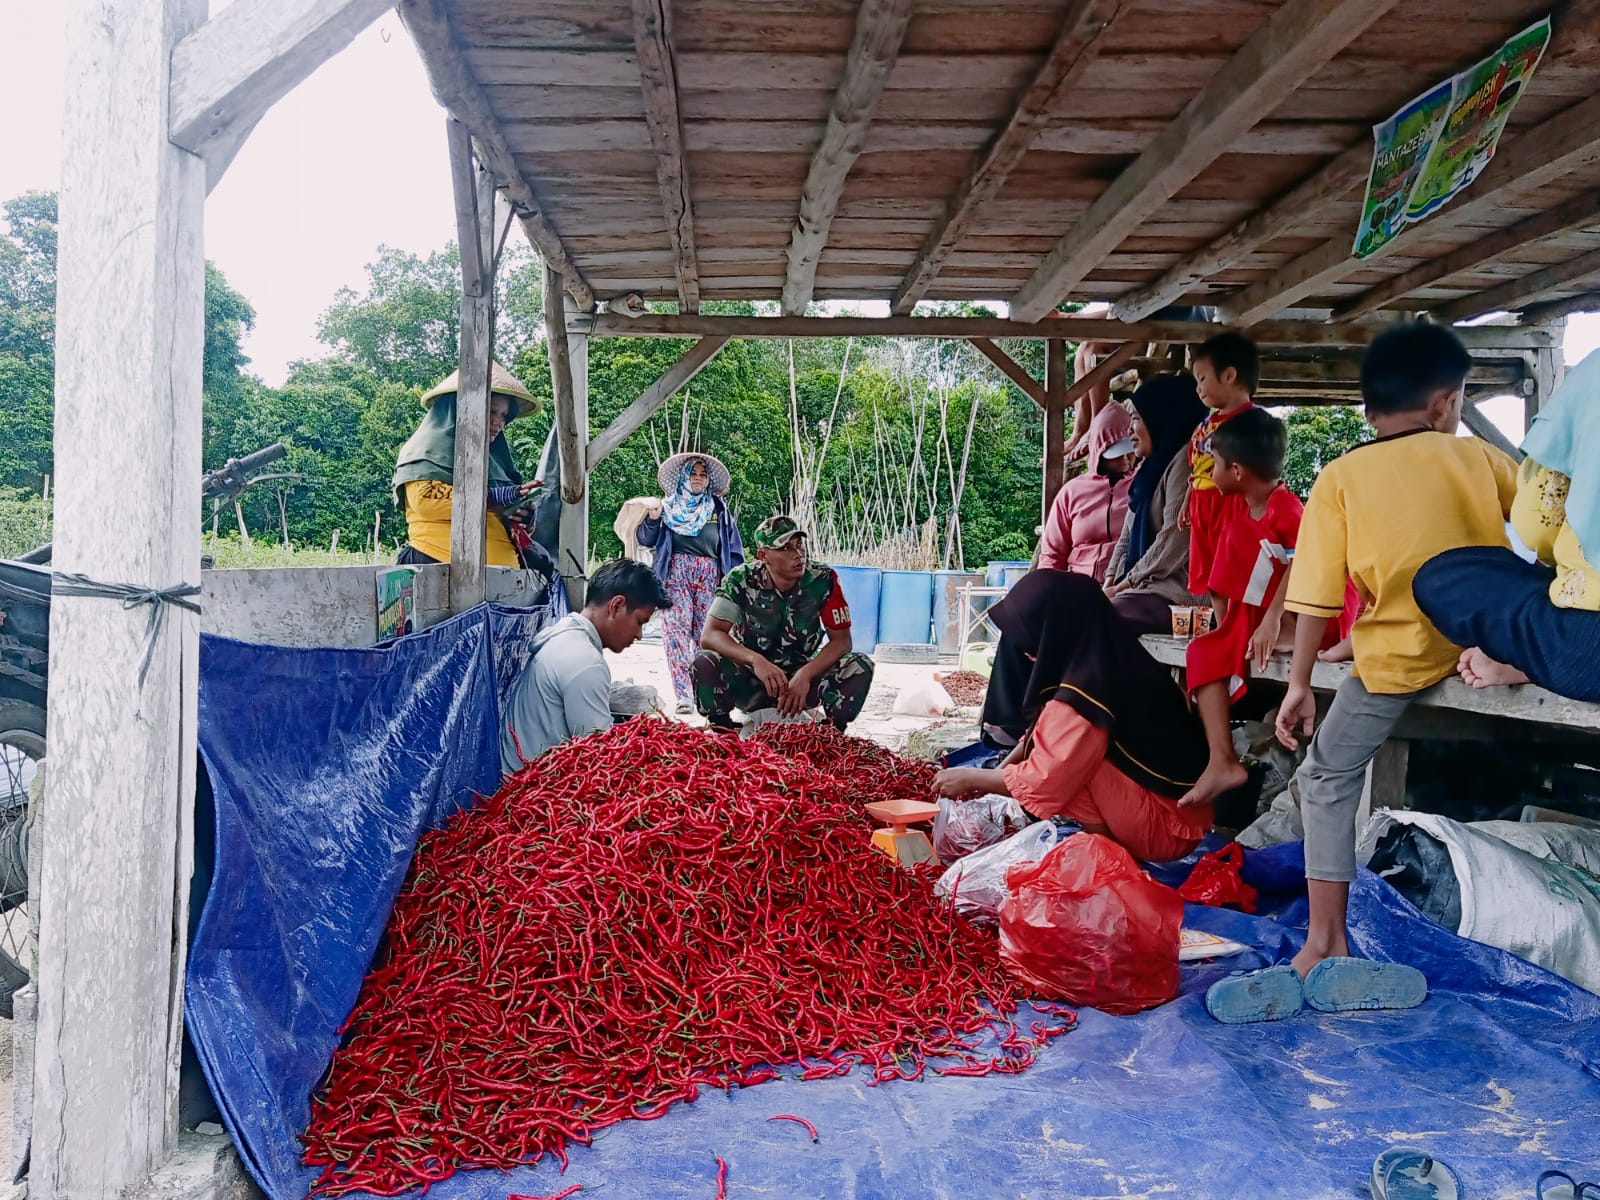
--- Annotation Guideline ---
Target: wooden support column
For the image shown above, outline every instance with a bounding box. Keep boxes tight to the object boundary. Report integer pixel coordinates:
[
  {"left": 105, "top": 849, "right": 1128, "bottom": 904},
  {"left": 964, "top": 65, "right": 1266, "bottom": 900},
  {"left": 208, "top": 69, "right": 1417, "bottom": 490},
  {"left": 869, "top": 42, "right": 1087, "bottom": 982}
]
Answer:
[
  {"left": 40, "top": 0, "right": 207, "bottom": 1193},
  {"left": 1529, "top": 339, "right": 1564, "bottom": 429},
  {"left": 447, "top": 118, "right": 495, "bottom": 613},
  {"left": 1043, "top": 339, "right": 1069, "bottom": 519},
  {"left": 546, "top": 264, "right": 591, "bottom": 606}
]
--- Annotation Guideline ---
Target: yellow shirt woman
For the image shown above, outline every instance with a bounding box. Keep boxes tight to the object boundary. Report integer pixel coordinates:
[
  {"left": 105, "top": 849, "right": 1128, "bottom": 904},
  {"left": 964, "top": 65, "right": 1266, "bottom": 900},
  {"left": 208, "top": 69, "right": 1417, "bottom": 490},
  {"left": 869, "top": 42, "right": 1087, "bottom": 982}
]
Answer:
[
  {"left": 1510, "top": 456, "right": 1600, "bottom": 611},
  {"left": 402, "top": 480, "right": 520, "bottom": 567}
]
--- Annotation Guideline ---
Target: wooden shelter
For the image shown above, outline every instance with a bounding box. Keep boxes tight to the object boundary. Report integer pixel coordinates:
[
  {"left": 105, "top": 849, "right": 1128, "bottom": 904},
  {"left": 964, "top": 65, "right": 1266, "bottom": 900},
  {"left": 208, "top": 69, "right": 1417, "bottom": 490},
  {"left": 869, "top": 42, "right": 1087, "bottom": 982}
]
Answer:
[{"left": 36, "top": 0, "right": 1599, "bottom": 1196}]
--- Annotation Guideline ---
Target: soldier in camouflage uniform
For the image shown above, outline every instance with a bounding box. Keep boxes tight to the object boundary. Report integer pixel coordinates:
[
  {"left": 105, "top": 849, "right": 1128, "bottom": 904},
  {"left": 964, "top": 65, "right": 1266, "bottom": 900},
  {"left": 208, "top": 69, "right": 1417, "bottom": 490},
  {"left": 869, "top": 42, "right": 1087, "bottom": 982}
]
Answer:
[{"left": 694, "top": 515, "right": 875, "bottom": 730}]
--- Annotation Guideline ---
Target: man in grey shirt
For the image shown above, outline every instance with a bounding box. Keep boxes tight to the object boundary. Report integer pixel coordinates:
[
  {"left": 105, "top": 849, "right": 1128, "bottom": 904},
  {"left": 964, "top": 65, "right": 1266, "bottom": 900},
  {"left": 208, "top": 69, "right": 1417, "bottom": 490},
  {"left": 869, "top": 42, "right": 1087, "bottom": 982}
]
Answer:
[{"left": 501, "top": 560, "right": 673, "bottom": 773}]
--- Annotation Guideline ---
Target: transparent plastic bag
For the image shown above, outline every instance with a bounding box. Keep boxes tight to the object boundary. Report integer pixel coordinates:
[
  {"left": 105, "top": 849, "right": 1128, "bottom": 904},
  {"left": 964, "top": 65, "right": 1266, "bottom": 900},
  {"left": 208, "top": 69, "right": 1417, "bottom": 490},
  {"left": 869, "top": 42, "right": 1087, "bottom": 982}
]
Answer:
[
  {"left": 933, "top": 793, "right": 1029, "bottom": 863},
  {"left": 999, "top": 834, "right": 1184, "bottom": 1015},
  {"left": 933, "top": 820, "right": 1059, "bottom": 925}
]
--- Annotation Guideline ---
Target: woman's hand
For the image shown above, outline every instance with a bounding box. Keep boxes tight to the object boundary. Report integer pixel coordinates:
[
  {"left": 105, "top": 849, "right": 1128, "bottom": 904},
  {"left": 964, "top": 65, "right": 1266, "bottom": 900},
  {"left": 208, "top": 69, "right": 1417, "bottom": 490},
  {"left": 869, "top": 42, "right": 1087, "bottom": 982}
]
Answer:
[{"left": 932, "top": 767, "right": 988, "bottom": 800}]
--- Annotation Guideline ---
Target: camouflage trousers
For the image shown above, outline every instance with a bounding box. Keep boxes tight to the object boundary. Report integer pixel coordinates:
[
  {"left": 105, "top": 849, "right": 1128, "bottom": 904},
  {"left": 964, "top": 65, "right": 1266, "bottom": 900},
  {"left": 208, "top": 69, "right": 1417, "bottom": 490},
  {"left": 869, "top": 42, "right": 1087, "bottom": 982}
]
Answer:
[{"left": 692, "top": 650, "right": 875, "bottom": 729}]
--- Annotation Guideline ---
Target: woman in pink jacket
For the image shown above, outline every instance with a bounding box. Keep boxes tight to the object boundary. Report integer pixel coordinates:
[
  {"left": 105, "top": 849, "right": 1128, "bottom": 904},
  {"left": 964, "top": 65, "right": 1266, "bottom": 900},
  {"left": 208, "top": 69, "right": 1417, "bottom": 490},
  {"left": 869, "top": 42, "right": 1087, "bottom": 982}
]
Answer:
[{"left": 1038, "top": 402, "right": 1136, "bottom": 582}]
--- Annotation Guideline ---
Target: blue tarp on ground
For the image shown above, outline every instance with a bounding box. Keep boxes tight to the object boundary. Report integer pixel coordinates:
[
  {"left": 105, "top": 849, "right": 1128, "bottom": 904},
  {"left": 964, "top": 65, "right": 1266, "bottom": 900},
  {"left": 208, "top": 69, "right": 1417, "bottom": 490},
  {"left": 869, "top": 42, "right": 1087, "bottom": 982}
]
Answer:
[{"left": 188, "top": 613, "right": 1600, "bottom": 1200}]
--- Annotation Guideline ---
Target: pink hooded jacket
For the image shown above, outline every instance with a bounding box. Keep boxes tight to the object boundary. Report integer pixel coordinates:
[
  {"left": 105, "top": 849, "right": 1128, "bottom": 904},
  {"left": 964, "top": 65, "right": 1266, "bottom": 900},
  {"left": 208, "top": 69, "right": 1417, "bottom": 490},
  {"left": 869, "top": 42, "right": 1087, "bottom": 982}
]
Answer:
[{"left": 1038, "top": 402, "right": 1134, "bottom": 582}]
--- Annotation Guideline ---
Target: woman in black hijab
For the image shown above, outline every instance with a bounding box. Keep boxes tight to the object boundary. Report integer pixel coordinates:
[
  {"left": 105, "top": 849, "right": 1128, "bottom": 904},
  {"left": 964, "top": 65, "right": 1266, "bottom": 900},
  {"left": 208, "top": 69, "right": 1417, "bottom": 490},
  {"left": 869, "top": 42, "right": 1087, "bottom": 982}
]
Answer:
[
  {"left": 1105, "top": 374, "right": 1208, "bottom": 633},
  {"left": 938, "top": 571, "right": 1214, "bottom": 862}
]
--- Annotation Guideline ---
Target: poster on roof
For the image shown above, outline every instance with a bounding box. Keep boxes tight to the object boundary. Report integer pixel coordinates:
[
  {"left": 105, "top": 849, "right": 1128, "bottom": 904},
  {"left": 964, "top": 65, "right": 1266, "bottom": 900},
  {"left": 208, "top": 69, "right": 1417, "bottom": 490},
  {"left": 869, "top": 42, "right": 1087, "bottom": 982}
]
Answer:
[{"left": 1352, "top": 17, "right": 1550, "bottom": 258}]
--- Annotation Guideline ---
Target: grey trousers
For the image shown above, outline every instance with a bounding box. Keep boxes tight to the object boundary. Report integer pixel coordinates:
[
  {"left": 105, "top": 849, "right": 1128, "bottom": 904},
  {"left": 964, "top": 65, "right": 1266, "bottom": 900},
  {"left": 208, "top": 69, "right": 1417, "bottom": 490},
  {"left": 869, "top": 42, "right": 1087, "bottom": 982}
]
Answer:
[{"left": 1298, "top": 674, "right": 1418, "bottom": 882}]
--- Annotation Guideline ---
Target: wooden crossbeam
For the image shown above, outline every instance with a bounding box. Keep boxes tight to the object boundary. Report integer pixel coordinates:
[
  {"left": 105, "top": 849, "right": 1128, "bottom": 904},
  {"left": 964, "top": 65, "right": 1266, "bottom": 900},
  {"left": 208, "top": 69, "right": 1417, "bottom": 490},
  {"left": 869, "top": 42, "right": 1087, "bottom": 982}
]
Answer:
[
  {"left": 1111, "top": 142, "right": 1372, "bottom": 321},
  {"left": 169, "top": 0, "right": 392, "bottom": 192},
  {"left": 890, "top": 0, "right": 1129, "bottom": 315},
  {"left": 631, "top": 0, "right": 699, "bottom": 313},
  {"left": 781, "top": 0, "right": 913, "bottom": 315},
  {"left": 1008, "top": 0, "right": 1398, "bottom": 323},
  {"left": 1522, "top": 291, "right": 1600, "bottom": 324},
  {"left": 970, "top": 339, "right": 1047, "bottom": 408},
  {"left": 1334, "top": 188, "right": 1600, "bottom": 320},
  {"left": 399, "top": 0, "right": 595, "bottom": 312},
  {"left": 1461, "top": 396, "right": 1524, "bottom": 460},
  {"left": 1223, "top": 92, "right": 1600, "bottom": 326},
  {"left": 1435, "top": 245, "right": 1600, "bottom": 324},
  {"left": 570, "top": 312, "right": 1556, "bottom": 349},
  {"left": 588, "top": 336, "right": 730, "bottom": 469}
]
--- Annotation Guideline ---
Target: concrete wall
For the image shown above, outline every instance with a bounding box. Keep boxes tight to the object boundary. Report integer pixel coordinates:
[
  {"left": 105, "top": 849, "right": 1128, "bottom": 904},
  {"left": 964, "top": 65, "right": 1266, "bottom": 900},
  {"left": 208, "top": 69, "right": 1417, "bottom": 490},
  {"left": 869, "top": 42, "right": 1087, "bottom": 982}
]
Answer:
[{"left": 201, "top": 565, "right": 550, "bottom": 648}]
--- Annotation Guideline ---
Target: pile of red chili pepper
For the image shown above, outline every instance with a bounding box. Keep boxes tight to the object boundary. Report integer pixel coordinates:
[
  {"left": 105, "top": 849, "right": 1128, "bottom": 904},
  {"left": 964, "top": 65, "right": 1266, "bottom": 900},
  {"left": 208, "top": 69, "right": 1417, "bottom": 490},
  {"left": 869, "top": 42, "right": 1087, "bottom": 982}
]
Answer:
[{"left": 302, "top": 718, "right": 1072, "bottom": 1196}]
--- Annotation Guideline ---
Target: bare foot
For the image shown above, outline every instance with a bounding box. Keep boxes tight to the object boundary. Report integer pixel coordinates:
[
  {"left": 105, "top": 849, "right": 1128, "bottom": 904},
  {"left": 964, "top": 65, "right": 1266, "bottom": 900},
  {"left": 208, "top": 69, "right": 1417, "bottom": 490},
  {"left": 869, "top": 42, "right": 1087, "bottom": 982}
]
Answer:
[
  {"left": 1457, "top": 646, "right": 1530, "bottom": 689},
  {"left": 1317, "top": 636, "right": 1354, "bottom": 664},
  {"left": 1179, "top": 757, "right": 1248, "bottom": 808},
  {"left": 1290, "top": 935, "right": 1349, "bottom": 980}
]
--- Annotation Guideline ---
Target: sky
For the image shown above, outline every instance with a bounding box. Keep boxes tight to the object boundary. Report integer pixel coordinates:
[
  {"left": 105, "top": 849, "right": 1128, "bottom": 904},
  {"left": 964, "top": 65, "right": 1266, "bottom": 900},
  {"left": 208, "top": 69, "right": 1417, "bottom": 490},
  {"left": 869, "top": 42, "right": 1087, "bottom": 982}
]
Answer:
[{"left": 3, "top": 3, "right": 1597, "bottom": 440}]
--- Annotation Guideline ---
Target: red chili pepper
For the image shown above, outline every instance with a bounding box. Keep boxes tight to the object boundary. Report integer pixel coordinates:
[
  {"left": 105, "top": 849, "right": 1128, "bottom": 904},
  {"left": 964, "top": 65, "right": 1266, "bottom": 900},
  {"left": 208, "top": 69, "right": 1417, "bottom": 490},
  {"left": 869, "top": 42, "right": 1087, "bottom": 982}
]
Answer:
[
  {"left": 713, "top": 1156, "right": 728, "bottom": 1200},
  {"left": 301, "top": 719, "right": 1074, "bottom": 1196},
  {"left": 508, "top": 1188, "right": 582, "bottom": 1200},
  {"left": 766, "top": 1114, "right": 819, "bottom": 1143}
]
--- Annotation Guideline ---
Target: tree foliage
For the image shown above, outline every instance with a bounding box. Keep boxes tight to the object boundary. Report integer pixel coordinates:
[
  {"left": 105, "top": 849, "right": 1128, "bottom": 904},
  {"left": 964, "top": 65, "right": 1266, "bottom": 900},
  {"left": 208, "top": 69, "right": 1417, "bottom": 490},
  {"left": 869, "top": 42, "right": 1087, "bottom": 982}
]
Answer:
[{"left": 1281, "top": 406, "right": 1373, "bottom": 499}]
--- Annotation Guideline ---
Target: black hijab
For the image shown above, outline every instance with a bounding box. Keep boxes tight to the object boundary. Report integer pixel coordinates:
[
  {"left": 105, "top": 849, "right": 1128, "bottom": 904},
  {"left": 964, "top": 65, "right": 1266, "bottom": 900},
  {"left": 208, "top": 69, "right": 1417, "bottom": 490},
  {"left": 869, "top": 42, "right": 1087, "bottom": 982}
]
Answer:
[
  {"left": 988, "top": 570, "right": 1207, "bottom": 799},
  {"left": 1123, "top": 374, "right": 1206, "bottom": 569}
]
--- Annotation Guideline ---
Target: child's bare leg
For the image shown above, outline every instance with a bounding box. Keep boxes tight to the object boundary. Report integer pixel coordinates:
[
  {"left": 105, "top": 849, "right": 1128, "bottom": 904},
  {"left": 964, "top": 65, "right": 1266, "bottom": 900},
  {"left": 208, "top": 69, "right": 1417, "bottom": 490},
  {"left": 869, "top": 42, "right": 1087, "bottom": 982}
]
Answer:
[
  {"left": 1180, "top": 679, "right": 1247, "bottom": 807},
  {"left": 1291, "top": 879, "right": 1351, "bottom": 978},
  {"left": 1318, "top": 635, "right": 1354, "bottom": 663}
]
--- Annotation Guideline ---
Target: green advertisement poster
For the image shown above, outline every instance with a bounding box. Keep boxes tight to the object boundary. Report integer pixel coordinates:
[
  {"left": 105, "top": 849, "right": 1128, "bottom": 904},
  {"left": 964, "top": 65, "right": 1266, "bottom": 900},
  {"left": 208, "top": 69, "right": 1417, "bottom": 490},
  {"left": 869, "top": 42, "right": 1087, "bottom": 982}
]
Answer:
[
  {"left": 1353, "top": 17, "right": 1550, "bottom": 257},
  {"left": 376, "top": 566, "right": 416, "bottom": 641}
]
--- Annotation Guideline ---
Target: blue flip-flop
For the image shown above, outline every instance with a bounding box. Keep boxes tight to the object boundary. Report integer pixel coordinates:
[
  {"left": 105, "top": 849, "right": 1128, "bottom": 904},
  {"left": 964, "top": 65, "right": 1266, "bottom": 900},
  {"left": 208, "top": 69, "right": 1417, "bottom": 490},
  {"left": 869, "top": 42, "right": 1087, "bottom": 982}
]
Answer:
[
  {"left": 1204, "top": 963, "right": 1303, "bottom": 1024},
  {"left": 1372, "top": 1147, "right": 1460, "bottom": 1200},
  {"left": 1304, "top": 957, "right": 1427, "bottom": 1013},
  {"left": 1538, "top": 1170, "right": 1600, "bottom": 1200}
]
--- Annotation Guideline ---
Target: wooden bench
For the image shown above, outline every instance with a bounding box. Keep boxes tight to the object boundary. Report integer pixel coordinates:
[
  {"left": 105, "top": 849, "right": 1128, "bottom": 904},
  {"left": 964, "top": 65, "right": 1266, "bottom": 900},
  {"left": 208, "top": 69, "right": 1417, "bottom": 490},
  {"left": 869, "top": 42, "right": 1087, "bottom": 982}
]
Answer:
[{"left": 1139, "top": 634, "right": 1600, "bottom": 813}]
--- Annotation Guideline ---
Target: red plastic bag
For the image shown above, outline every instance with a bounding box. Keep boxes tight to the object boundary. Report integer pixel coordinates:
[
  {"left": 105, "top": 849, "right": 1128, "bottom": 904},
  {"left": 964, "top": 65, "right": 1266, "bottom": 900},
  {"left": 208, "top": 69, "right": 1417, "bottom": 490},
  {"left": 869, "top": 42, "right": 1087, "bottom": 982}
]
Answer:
[
  {"left": 1177, "top": 842, "right": 1258, "bottom": 914},
  {"left": 998, "top": 834, "right": 1184, "bottom": 1015}
]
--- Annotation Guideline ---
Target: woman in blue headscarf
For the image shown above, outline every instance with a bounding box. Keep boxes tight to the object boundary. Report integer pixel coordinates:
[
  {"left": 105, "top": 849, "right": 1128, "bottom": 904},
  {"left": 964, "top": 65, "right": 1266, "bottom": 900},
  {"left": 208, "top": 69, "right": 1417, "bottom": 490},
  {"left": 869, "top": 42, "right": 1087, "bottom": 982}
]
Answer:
[
  {"left": 1414, "top": 347, "right": 1600, "bottom": 701},
  {"left": 637, "top": 453, "right": 745, "bottom": 712}
]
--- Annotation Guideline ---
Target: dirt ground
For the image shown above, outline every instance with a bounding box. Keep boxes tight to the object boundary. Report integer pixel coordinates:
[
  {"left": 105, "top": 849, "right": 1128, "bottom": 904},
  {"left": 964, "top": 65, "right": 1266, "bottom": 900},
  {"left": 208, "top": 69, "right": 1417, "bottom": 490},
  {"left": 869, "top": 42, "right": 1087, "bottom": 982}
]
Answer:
[{"left": 0, "top": 639, "right": 980, "bottom": 1164}]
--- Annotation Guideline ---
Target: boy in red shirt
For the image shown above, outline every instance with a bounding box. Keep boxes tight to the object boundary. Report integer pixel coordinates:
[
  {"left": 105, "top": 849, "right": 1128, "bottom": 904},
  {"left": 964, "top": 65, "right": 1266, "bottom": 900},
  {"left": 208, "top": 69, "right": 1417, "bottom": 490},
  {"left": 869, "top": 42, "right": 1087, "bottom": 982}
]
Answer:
[
  {"left": 1181, "top": 407, "right": 1300, "bottom": 807},
  {"left": 1186, "top": 332, "right": 1260, "bottom": 611}
]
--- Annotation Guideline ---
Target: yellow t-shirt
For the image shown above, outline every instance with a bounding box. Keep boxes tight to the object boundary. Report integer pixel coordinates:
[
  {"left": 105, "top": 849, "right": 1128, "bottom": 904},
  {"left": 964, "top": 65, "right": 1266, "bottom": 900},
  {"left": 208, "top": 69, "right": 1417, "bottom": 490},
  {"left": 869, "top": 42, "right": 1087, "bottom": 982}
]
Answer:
[
  {"left": 1284, "top": 430, "right": 1517, "bottom": 694},
  {"left": 402, "top": 480, "right": 519, "bottom": 567},
  {"left": 1510, "top": 456, "right": 1600, "bottom": 611}
]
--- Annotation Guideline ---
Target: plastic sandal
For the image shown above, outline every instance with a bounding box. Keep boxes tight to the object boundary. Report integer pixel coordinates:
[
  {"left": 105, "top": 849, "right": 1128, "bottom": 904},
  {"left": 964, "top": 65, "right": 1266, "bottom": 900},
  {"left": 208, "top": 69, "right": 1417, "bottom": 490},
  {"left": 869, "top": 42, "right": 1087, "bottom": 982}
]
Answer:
[
  {"left": 1204, "top": 963, "right": 1303, "bottom": 1024},
  {"left": 1371, "top": 1147, "right": 1460, "bottom": 1200},
  {"left": 1538, "top": 1170, "right": 1600, "bottom": 1200},
  {"left": 1304, "top": 956, "right": 1427, "bottom": 1013}
]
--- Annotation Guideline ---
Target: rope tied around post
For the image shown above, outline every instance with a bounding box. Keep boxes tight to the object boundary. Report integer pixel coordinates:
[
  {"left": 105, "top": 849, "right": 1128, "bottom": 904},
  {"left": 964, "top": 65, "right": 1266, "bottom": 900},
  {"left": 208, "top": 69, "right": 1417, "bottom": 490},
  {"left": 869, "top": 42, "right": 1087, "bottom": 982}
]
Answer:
[{"left": 52, "top": 572, "right": 201, "bottom": 689}]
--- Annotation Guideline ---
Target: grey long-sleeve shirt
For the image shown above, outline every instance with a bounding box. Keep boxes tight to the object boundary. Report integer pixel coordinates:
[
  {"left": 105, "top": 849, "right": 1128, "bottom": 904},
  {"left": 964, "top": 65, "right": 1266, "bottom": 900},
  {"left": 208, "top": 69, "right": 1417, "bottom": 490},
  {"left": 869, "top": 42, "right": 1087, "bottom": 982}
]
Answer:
[
  {"left": 1105, "top": 451, "right": 1196, "bottom": 607},
  {"left": 500, "top": 613, "right": 613, "bottom": 773}
]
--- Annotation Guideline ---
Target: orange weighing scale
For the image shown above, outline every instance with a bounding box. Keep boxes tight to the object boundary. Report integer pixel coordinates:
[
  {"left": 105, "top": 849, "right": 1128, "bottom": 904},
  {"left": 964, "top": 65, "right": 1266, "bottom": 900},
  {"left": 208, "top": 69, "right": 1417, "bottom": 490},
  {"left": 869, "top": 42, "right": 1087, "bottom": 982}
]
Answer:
[{"left": 863, "top": 799, "right": 942, "bottom": 868}]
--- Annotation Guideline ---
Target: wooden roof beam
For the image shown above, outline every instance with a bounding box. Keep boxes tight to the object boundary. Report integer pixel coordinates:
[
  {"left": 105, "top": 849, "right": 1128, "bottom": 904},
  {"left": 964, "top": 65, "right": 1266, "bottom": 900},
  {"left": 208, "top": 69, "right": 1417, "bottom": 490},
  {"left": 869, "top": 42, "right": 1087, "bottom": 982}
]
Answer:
[
  {"left": 1335, "top": 188, "right": 1600, "bottom": 320},
  {"left": 1111, "top": 142, "right": 1372, "bottom": 322},
  {"left": 890, "top": 0, "right": 1131, "bottom": 315},
  {"left": 570, "top": 311, "right": 1556, "bottom": 349},
  {"left": 1435, "top": 246, "right": 1600, "bottom": 324},
  {"left": 588, "top": 336, "right": 729, "bottom": 469},
  {"left": 399, "top": 0, "right": 595, "bottom": 312},
  {"left": 1521, "top": 291, "right": 1600, "bottom": 324},
  {"left": 780, "top": 0, "right": 913, "bottom": 316},
  {"left": 970, "top": 339, "right": 1047, "bottom": 408},
  {"left": 169, "top": 0, "right": 392, "bottom": 192},
  {"left": 1221, "top": 0, "right": 1600, "bottom": 327},
  {"left": 1008, "top": 0, "right": 1399, "bottom": 324},
  {"left": 631, "top": 0, "right": 699, "bottom": 313}
]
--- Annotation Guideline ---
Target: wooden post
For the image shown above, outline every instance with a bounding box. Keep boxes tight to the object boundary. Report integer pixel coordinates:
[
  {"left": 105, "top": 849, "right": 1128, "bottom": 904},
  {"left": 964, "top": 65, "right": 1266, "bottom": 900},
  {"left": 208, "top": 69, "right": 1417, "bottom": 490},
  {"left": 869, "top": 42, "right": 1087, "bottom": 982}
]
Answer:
[
  {"left": 39, "top": 0, "right": 207, "bottom": 1193},
  {"left": 545, "top": 263, "right": 590, "bottom": 606},
  {"left": 1528, "top": 340, "right": 1563, "bottom": 433},
  {"left": 447, "top": 118, "right": 494, "bottom": 613},
  {"left": 1043, "top": 339, "right": 1068, "bottom": 520}
]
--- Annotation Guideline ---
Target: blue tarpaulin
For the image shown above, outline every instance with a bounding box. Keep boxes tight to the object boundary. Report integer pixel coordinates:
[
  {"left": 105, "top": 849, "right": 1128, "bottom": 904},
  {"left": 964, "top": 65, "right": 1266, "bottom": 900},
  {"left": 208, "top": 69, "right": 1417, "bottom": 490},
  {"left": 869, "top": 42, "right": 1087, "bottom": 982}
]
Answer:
[{"left": 188, "top": 610, "right": 1600, "bottom": 1200}]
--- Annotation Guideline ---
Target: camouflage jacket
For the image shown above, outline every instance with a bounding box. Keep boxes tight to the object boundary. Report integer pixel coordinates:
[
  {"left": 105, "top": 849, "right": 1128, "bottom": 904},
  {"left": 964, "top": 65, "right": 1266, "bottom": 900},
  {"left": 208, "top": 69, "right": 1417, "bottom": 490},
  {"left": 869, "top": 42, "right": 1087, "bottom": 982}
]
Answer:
[{"left": 707, "top": 561, "right": 851, "bottom": 668}]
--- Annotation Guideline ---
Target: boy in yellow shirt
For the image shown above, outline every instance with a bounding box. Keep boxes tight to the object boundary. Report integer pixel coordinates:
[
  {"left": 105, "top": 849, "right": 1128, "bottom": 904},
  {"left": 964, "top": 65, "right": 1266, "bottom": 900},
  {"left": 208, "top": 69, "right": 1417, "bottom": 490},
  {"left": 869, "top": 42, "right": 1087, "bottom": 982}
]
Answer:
[{"left": 1206, "top": 323, "right": 1517, "bottom": 1025}]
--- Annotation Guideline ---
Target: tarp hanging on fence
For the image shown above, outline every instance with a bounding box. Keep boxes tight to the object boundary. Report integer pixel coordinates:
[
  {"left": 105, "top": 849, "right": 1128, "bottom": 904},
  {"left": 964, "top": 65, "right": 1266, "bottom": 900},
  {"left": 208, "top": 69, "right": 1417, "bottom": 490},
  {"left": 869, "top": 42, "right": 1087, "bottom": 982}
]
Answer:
[{"left": 187, "top": 617, "right": 1600, "bottom": 1200}]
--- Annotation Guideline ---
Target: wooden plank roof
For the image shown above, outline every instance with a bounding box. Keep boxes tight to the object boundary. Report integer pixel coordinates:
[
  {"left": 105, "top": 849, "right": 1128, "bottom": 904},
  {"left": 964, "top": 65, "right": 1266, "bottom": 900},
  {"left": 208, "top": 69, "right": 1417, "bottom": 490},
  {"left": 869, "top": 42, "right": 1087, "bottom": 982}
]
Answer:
[{"left": 403, "top": 0, "right": 1600, "bottom": 325}]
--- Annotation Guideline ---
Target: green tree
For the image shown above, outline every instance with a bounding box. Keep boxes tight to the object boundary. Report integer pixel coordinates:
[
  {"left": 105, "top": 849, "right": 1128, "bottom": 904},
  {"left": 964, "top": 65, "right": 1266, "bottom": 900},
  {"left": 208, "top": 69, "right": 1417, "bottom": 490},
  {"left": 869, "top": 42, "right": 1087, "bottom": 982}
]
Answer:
[{"left": 1281, "top": 406, "right": 1373, "bottom": 498}]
